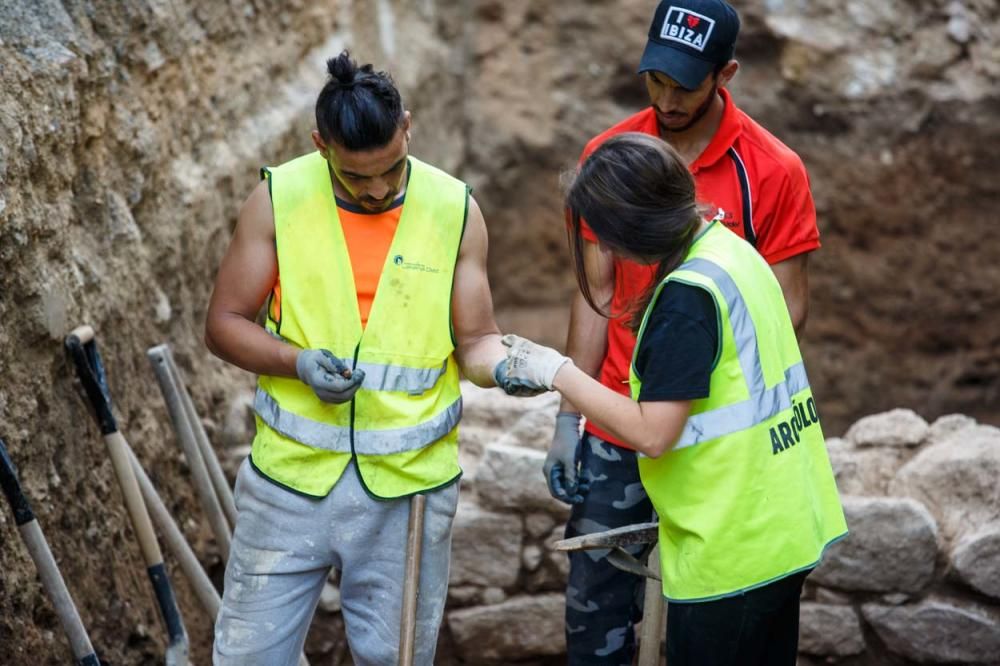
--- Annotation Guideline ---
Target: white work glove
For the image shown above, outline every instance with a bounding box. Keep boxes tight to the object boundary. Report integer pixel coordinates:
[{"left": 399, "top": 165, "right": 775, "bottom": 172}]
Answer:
[
  {"left": 295, "top": 349, "right": 366, "bottom": 404},
  {"left": 500, "top": 334, "right": 572, "bottom": 390},
  {"left": 546, "top": 412, "right": 587, "bottom": 504},
  {"left": 492, "top": 359, "right": 548, "bottom": 397}
]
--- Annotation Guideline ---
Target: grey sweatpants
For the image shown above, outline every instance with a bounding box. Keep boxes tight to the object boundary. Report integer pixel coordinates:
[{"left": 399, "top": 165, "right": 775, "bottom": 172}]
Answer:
[{"left": 213, "top": 459, "right": 460, "bottom": 666}]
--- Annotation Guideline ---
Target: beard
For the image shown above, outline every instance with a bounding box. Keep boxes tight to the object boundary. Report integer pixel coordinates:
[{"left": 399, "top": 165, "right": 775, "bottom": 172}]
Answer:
[{"left": 657, "top": 80, "right": 719, "bottom": 135}]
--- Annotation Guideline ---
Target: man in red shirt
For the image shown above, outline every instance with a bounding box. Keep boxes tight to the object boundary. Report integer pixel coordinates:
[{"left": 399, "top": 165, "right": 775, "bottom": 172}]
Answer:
[{"left": 550, "top": 1, "right": 820, "bottom": 663}]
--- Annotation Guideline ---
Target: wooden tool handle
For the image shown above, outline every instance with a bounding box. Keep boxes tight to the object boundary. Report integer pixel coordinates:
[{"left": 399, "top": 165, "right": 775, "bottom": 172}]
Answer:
[{"left": 67, "top": 325, "right": 95, "bottom": 344}]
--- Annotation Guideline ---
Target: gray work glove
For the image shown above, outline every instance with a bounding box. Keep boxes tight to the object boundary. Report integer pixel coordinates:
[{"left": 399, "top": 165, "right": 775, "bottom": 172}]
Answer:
[
  {"left": 295, "top": 349, "right": 365, "bottom": 404},
  {"left": 500, "top": 334, "right": 572, "bottom": 390},
  {"left": 492, "top": 359, "right": 548, "bottom": 397},
  {"left": 546, "top": 412, "right": 588, "bottom": 504}
]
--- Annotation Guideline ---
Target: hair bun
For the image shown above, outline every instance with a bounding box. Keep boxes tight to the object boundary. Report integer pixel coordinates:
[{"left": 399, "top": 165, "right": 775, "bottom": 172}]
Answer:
[{"left": 327, "top": 51, "right": 358, "bottom": 87}]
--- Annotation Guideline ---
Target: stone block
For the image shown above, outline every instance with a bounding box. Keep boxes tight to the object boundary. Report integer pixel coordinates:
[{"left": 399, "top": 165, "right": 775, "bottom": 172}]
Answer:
[
  {"left": 476, "top": 442, "right": 570, "bottom": 517},
  {"left": 951, "top": 525, "right": 1000, "bottom": 600},
  {"left": 828, "top": 437, "right": 909, "bottom": 496},
  {"left": 890, "top": 425, "right": 1000, "bottom": 542},
  {"left": 812, "top": 496, "right": 937, "bottom": 593},
  {"left": 846, "top": 408, "right": 928, "bottom": 447},
  {"left": 448, "top": 594, "right": 566, "bottom": 661},
  {"left": 798, "top": 602, "right": 865, "bottom": 657},
  {"left": 928, "top": 413, "right": 977, "bottom": 443},
  {"left": 862, "top": 600, "right": 1000, "bottom": 663},
  {"left": 449, "top": 502, "right": 523, "bottom": 588}
]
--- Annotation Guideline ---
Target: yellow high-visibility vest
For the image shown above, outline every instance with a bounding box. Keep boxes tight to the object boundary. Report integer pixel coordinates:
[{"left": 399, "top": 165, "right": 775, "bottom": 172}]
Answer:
[
  {"left": 252, "top": 151, "right": 468, "bottom": 499},
  {"left": 630, "top": 222, "right": 847, "bottom": 601}
]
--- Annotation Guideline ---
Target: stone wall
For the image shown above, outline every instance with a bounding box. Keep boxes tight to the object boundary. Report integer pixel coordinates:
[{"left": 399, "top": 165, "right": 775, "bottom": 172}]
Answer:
[
  {"left": 138, "top": 374, "right": 1000, "bottom": 664},
  {"left": 294, "top": 391, "right": 1000, "bottom": 665},
  {"left": 801, "top": 410, "right": 1000, "bottom": 665}
]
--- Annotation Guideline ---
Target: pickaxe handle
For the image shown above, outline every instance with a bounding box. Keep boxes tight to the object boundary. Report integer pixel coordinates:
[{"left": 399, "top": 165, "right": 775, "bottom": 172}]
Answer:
[
  {"left": 0, "top": 436, "right": 101, "bottom": 666},
  {"left": 66, "top": 326, "right": 188, "bottom": 665}
]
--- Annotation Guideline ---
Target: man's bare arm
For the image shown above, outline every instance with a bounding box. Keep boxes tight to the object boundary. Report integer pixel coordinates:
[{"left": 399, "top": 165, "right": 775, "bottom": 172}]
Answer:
[
  {"left": 770, "top": 253, "right": 809, "bottom": 339},
  {"left": 559, "top": 241, "right": 614, "bottom": 413},
  {"left": 205, "top": 180, "right": 300, "bottom": 377},
  {"left": 451, "top": 196, "right": 505, "bottom": 386}
]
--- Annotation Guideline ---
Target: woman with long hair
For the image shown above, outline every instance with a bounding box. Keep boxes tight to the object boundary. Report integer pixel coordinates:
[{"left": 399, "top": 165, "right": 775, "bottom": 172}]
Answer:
[{"left": 502, "top": 132, "right": 846, "bottom": 665}]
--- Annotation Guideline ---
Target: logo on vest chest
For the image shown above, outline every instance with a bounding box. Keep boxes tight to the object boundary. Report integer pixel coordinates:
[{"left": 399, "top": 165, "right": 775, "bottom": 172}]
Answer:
[
  {"left": 660, "top": 7, "right": 716, "bottom": 52},
  {"left": 393, "top": 254, "right": 441, "bottom": 274},
  {"left": 770, "top": 397, "right": 819, "bottom": 455}
]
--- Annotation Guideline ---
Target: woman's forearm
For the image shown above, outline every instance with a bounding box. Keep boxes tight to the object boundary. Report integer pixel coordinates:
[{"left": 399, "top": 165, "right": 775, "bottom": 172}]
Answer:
[{"left": 552, "top": 363, "right": 690, "bottom": 458}]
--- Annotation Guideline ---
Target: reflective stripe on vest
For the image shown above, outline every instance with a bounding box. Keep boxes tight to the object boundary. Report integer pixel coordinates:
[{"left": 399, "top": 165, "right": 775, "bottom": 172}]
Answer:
[
  {"left": 670, "top": 257, "right": 808, "bottom": 450},
  {"left": 255, "top": 388, "right": 462, "bottom": 455},
  {"left": 266, "top": 330, "right": 448, "bottom": 395}
]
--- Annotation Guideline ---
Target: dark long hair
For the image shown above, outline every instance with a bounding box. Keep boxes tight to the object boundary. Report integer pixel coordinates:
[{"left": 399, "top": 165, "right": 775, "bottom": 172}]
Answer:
[
  {"left": 565, "top": 133, "right": 702, "bottom": 333},
  {"left": 315, "top": 50, "right": 404, "bottom": 150}
]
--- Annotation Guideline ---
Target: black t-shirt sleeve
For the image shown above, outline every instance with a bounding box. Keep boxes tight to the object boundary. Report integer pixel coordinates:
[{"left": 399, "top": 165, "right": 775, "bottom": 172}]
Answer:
[{"left": 634, "top": 281, "right": 720, "bottom": 402}]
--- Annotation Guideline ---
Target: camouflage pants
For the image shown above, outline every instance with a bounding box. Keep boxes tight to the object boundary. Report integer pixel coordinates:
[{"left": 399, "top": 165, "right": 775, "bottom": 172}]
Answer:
[{"left": 564, "top": 434, "right": 656, "bottom": 666}]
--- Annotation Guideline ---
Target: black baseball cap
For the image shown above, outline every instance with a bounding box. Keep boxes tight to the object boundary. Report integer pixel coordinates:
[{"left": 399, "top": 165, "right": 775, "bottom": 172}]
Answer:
[{"left": 638, "top": 0, "right": 741, "bottom": 90}]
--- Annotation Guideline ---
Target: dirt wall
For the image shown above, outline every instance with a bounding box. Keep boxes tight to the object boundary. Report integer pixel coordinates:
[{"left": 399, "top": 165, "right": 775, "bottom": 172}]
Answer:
[
  {"left": 0, "top": 0, "right": 465, "bottom": 662},
  {"left": 469, "top": 0, "right": 1000, "bottom": 434}
]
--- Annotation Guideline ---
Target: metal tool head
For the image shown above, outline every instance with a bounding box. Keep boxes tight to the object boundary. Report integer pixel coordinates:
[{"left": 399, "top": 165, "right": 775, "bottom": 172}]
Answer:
[{"left": 553, "top": 521, "right": 659, "bottom": 552}]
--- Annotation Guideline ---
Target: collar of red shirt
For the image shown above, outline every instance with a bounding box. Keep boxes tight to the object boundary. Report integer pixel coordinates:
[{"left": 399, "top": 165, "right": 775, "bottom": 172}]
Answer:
[{"left": 689, "top": 87, "right": 743, "bottom": 174}]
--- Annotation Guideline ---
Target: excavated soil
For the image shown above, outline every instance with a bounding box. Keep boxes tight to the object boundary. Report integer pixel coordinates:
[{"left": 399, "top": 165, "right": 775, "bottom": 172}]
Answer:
[{"left": 1, "top": 0, "right": 997, "bottom": 663}]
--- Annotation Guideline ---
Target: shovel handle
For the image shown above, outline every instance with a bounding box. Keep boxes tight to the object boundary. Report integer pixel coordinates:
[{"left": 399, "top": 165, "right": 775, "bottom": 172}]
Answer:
[
  {"left": 0, "top": 437, "right": 34, "bottom": 526},
  {"left": 399, "top": 493, "right": 426, "bottom": 666},
  {"left": 65, "top": 328, "right": 189, "bottom": 662},
  {"left": 67, "top": 325, "right": 95, "bottom": 344},
  {"left": 65, "top": 326, "right": 117, "bottom": 435},
  {"left": 0, "top": 437, "right": 101, "bottom": 665}
]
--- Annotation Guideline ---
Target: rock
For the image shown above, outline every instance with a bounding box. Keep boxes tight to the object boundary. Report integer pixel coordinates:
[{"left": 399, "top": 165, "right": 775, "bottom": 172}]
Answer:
[
  {"left": 890, "top": 425, "right": 1000, "bottom": 542},
  {"left": 481, "top": 587, "right": 506, "bottom": 605},
  {"left": 318, "top": 581, "right": 341, "bottom": 613},
  {"left": 798, "top": 603, "right": 865, "bottom": 657},
  {"left": 862, "top": 600, "right": 1000, "bottom": 663},
  {"left": 812, "top": 496, "right": 937, "bottom": 593},
  {"left": 946, "top": 1, "right": 972, "bottom": 44},
  {"left": 881, "top": 593, "right": 909, "bottom": 605},
  {"left": 220, "top": 389, "right": 256, "bottom": 448},
  {"left": 545, "top": 525, "right": 571, "bottom": 580},
  {"left": 525, "top": 511, "right": 557, "bottom": 539},
  {"left": 845, "top": 408, "right": 929, "bottom": 447},
  {"left": 951, "top": 525, "right": 1000, "bottom": 599},
  {"left": 448, "top": 594, "right": 566, "bottom": 660},
  {"left": 522, "top": 544, "right": 543, "bottom": 571},
  {"left": 928, "top": 413, "right": 977, "bottom": 442},
  {"left": 460, "top": 381, "right": 553, "bottom": 433},
  {"left": 449, "top": 502, "right": 523, "bottom": 588},
  {"left": 447, "top": 586, "right": 480, "bottom": 607},
  {"left": 827, "top": 437, "right": 909, "bottom": 496},
  {"left": 813, "top": 587, "right": 852, "bottom": 605},
  {"left": 475, "top": 443, "right": 570, "bottom": 517},
  {"left": 491, "top": 400, "right": 561, "bottom": 452}
]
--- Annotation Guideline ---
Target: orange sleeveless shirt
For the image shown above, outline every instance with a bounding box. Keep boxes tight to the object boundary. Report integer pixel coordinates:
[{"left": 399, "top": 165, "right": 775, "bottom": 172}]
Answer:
[
  {"left": 269, "top": 197, "right": 403, "bottom": 329},
  {"left": 337, "top": 197, "right": 403, "bottom": 327}
]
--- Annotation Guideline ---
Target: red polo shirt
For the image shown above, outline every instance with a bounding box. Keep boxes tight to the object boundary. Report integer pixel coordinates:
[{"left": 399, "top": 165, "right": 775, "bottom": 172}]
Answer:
[{"left": 579, "top": 88, "right": 819, "bottom": 448}]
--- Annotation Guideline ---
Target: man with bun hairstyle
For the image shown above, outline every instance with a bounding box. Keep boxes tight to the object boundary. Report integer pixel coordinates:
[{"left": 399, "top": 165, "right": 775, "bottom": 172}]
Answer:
[
  {"left": 205, "top": 51, "right": 538, "bottom": 665},
  {"left": 548, "top": 1, "right": 822, "bottom": 663}
]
